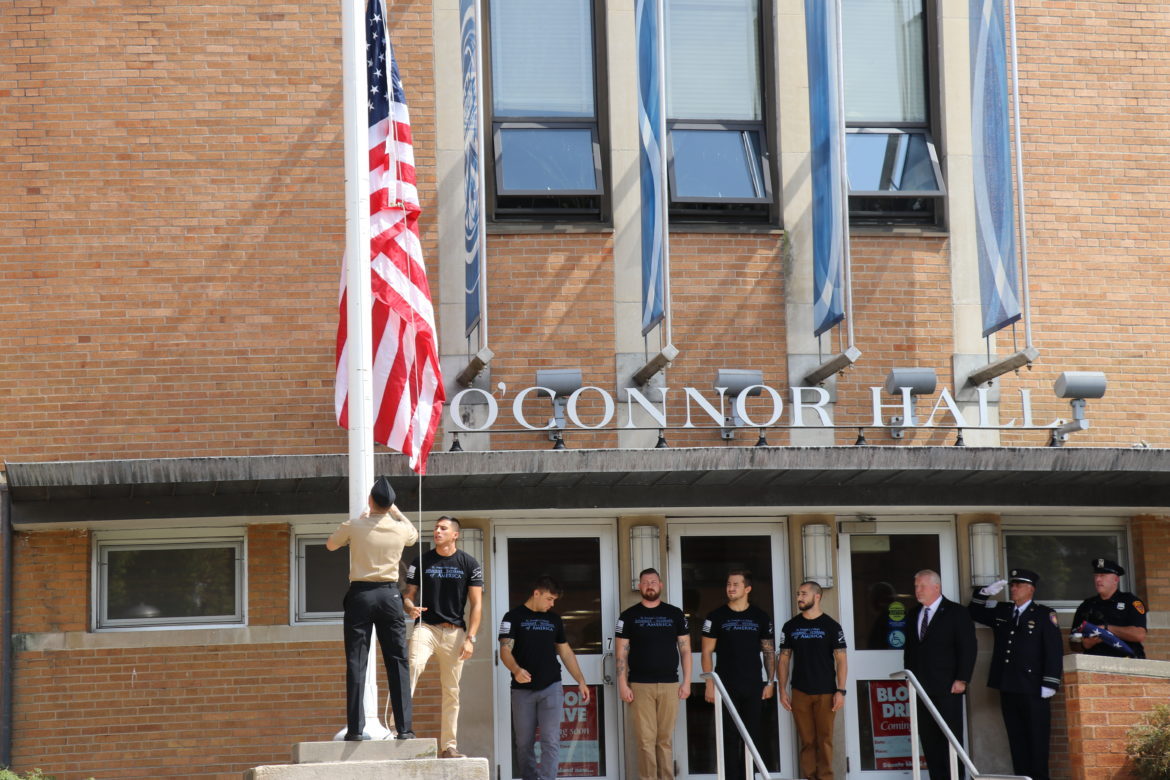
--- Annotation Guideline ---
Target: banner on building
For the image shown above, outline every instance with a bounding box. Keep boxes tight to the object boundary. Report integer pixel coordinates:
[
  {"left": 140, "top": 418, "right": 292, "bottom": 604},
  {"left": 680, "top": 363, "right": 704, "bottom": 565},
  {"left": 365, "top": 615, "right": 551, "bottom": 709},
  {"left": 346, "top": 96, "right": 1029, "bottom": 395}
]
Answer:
[
  {"left": 636, "top": 0, "right": 667, "bottom": 336},
  {"left": 461, "top": 0, "right": 486, "bottom": 337},
  {"left": 971, "top": 0, "right": 1022, "bottom": 337},
  {"left": 805, "top": 0, "right": 846, "bottom": 337}
]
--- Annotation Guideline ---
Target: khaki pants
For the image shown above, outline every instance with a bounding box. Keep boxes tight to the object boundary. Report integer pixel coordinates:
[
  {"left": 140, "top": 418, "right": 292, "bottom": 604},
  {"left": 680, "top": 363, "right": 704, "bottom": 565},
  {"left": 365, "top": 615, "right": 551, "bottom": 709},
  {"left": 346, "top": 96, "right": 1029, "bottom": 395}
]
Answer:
[
  {"left": 408, "top": 622, "right": 467, "bottom": 751},
  {"left": 629, "top": 682, "right": 679, "bottom": 780},
  {"left": 792, "top": 689, "right": 836, "bottom": 780}
]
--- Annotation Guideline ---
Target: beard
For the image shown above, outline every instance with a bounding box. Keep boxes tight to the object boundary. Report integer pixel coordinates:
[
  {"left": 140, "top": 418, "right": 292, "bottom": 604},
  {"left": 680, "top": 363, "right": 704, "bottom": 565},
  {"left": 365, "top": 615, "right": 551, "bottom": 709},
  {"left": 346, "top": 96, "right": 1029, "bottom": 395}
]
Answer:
[
  {"left": 641, "top": 588, "right": 661, "bottom": 601},
  {"left": 797, "top": 600, "right": 812, "bottom": 612}
]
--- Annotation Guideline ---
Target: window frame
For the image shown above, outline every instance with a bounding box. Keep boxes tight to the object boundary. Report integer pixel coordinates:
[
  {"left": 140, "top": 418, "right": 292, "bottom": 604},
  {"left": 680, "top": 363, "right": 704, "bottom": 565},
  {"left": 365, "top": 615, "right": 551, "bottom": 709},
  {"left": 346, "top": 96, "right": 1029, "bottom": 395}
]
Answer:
[
  {"left": 481, "top": 0, "right": 611, "bottom": 224},
  {"left": 999, "top": 516, "right": 1132, "bottom": 613},
  {"left": 664, "top": 0, "right": 778, "bottom": 224},
  {"left": 842, "top": 0, "right": 944, "bottom": 226},
  {"left": 92, "top": 528, "right": 247, "bottom": 631},
  {"left": 491, "top": 121, "right": 605, "bottom": 197},
  {"left": 292, "top": 531, "right": 347, "bottom": 624},
  {"left": 845, "top": 127, "right": 945, "bottom": 198}
]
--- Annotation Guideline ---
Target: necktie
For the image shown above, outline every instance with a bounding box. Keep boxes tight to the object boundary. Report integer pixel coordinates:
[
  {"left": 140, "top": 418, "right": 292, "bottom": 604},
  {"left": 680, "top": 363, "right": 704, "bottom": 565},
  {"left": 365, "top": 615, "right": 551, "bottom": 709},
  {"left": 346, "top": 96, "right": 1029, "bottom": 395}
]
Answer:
[
  {"left": 1013, "top": 607, "right": 1021, "bottom": 625},
  {"left": 920, "top": 606, "right": 930, "bottom": 639}
]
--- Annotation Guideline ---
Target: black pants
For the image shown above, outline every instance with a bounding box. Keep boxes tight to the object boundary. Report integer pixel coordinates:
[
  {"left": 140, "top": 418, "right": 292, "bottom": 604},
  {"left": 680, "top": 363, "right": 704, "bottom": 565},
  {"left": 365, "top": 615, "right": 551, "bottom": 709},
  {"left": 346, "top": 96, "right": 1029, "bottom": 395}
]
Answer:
[
  {"left": 917, "top": 691, "right": 965, "bottom": 780},
  {"left": 722, "top": 684, "right": 764, "bottom": 780},
  {"left": 343, "top": 582, "right": 411, "bottom": 738},
  {"left": 1000, "top": 691, "right": 1051, "bottom": 780}
]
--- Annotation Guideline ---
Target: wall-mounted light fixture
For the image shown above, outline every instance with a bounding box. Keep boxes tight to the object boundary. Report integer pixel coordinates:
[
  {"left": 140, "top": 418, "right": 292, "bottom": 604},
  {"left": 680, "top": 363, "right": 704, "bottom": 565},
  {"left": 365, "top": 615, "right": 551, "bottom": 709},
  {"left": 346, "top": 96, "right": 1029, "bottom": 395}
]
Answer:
[
  {"left": 884, "top": 367, "right": 937, "bottom": 438},
  {"left": 460, "top": 527, "right": 485, "bottom": 564},
  {"left": 969, "top": 522, "right": 1000, "bottom": 587},
  {"left": 535, "top": 369, "right": 583, "bottom": 439},
  {"left": 802, "top": 523, "right": 834, "bottom": 588},
  {"left": 629, "top": 525, "right": 661, "bottom": 590},
  {"left": 1050, "top": 371, "right": 1107, "bottom": 446},
  {"left": 715, "top": 369, "right": 764, "bottom": 440}
]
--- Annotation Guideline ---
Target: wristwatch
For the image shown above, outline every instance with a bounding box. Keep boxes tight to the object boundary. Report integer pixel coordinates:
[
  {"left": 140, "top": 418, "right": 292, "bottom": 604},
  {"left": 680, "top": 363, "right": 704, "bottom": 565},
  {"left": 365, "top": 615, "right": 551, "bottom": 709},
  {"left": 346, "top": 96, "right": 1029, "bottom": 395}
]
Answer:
[
  {"left": 836, "top": 688, "right": 847, "bottom": 695},
  {"left": 468, "top": 635, "right": 477, "bottom": 644}
]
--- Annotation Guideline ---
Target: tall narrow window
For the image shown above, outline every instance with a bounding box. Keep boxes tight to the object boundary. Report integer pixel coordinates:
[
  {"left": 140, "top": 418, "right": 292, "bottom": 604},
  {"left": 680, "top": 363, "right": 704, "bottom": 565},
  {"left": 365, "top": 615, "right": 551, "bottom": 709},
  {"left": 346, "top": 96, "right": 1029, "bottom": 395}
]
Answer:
[
  {"left": 665, "top": 0, "right": 774, "bottom": 221},
  {"left": 487, "top": 0, "right": 605, "bottom": 220},
  {"left": 842, "top": 0, "right": 943, "bottom": 224}
]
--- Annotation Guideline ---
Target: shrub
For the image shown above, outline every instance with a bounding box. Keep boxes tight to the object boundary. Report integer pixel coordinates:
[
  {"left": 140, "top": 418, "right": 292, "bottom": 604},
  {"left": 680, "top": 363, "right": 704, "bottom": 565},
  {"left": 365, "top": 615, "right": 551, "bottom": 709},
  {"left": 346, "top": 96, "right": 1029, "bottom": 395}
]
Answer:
[{"left": 1127, "top": 703, "right": 1170, "bottom": 780}]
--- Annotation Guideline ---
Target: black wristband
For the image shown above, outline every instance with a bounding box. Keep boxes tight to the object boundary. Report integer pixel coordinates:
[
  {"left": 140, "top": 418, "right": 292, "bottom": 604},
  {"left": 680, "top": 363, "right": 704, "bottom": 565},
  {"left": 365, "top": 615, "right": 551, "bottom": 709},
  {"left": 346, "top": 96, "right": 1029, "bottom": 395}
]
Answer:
[{"left": 836, "top": 689, "right": 847, "bottom": 695}]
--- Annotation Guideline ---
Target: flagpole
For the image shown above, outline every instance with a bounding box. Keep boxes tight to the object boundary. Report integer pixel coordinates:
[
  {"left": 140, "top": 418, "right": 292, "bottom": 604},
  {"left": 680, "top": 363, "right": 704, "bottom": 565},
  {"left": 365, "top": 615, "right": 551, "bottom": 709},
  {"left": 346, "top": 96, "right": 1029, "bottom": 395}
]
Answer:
[
  {"left": 655, "top": 0, "right": 673, "bottom": 347},
  {"left": 339, "top": 0, "right": 388, "bottom": 741},
  {"left": 473, "top": 0, "right": 490, "bottom": 350},
  {"left": 1007, "top": 0, "right": 1033, "bottom": 350},
  {"left": 832, "top": 0, "right": 855, "bottom": 352}
]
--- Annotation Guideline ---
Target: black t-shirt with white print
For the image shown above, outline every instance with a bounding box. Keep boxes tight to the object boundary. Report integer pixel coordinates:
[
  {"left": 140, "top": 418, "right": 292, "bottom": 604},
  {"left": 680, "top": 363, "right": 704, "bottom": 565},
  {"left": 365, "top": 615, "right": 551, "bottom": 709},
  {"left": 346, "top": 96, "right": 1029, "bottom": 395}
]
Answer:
[
  {"left": 405, "top": 548, "right": 483, "bottom": 628},
  {"left": 499, "top": 604, "right": 566, "bottom": 690},
  {"left": 702, "top": 604, "right": 774, "bottom": 692}
]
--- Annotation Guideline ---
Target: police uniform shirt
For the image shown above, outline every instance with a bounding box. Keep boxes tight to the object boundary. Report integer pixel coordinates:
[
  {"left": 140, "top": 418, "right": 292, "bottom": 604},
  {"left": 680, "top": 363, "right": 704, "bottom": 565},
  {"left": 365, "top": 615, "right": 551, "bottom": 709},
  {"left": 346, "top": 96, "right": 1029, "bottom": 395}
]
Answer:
[
  {"left": 615, "top": 602, "right": 689, "bottom": 683},
  {"left": 1071, "top": 590, "right": 1148, "bottom": 659},
  {"left": 405, "top": 548, "right": 484, "bottom": 628},
  {"left": 702, "top": 604, "right": 774, "bottom": 691},
  {"left": 969, "top": 590, "right": 1063, "bottom": 694},
  {"left": 779, "top": 613, "right": 848, "bottom": 696},
  {"left": 499, "top": 605, "right": 567, "bottom": 690}
]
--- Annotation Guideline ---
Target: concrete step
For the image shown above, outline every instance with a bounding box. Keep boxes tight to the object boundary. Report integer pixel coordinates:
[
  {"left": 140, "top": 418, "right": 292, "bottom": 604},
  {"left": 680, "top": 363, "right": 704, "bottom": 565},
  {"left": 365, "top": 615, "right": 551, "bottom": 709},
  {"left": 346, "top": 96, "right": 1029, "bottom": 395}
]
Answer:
[
  {"left": 292, "top": 738, "right": 437, "bottom": 763},
  {"left": 244, "top": 757, "right": 488, "bottom": 780}
]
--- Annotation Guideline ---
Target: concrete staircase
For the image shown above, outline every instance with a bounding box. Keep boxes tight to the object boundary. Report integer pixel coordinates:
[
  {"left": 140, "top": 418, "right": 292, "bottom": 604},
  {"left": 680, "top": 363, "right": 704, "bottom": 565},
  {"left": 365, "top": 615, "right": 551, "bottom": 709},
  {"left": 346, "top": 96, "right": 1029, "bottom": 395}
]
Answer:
[{"left": 243, "top": 738, "right": 489, "bottom": 779}]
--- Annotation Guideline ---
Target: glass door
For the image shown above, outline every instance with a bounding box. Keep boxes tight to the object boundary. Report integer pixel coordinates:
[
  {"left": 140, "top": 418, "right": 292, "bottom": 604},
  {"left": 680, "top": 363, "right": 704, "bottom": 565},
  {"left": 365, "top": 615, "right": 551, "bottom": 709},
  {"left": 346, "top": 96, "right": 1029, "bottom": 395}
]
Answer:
[
  {"left": 838, "top": 518, "right": 958, "bottom": 779},
  {"left": 666, "top": 521, "right": 795, "bottom": 779},
  {"left": 492, "top": 524, "right": 619, "bottom": 780}
]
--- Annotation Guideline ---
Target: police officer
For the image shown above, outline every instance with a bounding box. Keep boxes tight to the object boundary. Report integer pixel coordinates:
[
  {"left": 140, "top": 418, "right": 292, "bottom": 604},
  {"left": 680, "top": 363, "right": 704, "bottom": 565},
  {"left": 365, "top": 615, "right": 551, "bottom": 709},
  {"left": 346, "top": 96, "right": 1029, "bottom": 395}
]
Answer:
[
  {"left": 968, "top": 568, "right": 1062, "bottom": 780},
  {"left": 1070, "top": 558, "right": 1148, "bottom": 659}
]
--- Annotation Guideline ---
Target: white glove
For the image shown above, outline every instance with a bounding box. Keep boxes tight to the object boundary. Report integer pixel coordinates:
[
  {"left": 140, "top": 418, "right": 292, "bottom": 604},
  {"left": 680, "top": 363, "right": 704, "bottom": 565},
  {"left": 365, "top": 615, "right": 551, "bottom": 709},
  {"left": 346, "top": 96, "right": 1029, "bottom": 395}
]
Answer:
[
  {"left": 1041, "top": 687, "right": 1057, "bottom": 699},
  {"left": 979, "top": 579, "right": 1008, "bottom": 597}
]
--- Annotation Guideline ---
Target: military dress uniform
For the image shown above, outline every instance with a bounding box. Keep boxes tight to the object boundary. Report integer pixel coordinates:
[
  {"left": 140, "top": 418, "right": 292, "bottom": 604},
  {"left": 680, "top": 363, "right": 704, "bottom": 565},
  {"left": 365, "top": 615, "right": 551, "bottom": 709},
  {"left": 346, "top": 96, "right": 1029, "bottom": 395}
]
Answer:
[
  {"left": 1071, "top": 558, "right": 1148, "bottom": 659},
  {"left": 969, "top": 568, "right": 1062, "bottom": 780}
]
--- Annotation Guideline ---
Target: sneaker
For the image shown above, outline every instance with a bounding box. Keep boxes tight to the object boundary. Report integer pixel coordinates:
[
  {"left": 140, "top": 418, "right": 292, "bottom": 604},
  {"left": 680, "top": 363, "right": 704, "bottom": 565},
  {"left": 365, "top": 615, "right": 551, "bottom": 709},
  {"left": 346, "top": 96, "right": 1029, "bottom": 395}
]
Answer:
[
  {"left": 440, "top": 747, "right": 466, "bottom": 758},
  {"left": 396, "top": 731, "right": 416, "bottom": 740}
]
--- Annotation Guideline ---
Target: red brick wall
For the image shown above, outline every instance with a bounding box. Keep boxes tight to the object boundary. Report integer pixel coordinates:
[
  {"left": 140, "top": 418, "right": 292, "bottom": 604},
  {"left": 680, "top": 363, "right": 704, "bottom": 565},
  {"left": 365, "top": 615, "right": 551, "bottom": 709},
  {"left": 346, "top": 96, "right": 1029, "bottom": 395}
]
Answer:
[
  {"left": 248, "top": 524, "right": 291, "bottom": 627},
  {"left": 1060, "top": 667, "right": 1170, "bottom": 779},
  {"left": 13, "top": 529, "right": 89, "bottom": 634},
  {"left": 1131, "top": 515, "right": 1168, "bottom": 660}
]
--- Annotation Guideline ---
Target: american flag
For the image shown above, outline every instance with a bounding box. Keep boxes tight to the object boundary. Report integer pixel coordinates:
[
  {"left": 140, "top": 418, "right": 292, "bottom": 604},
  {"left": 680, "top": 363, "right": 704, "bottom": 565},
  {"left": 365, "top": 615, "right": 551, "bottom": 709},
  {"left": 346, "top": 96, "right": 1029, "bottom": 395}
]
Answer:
[{"left": 335, "top": 0, "right": 445, "bottom": 475}]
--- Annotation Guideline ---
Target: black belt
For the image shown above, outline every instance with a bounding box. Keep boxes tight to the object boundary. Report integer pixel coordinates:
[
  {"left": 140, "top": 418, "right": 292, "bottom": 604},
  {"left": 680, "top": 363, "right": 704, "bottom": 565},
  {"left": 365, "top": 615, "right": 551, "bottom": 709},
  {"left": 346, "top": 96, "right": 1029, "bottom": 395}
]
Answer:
[{"left": 349, "top": 581, "right": 397, "bottom": 589}]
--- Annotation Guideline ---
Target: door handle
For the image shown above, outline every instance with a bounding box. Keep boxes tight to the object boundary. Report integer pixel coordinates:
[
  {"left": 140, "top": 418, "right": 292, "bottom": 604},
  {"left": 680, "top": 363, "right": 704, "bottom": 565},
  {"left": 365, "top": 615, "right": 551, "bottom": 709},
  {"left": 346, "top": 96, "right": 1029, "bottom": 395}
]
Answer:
[{"left": 602, "top": 651, "right": 615, "bottom": 684}]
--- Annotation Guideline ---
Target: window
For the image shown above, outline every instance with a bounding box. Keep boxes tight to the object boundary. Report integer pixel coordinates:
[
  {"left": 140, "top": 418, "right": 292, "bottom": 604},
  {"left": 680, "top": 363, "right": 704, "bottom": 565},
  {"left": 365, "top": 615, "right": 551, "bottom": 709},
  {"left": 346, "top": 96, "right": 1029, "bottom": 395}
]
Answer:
[
  {"left": 294, "top": 535, "right": 350, "bottom": 622},
  {"left": 842, "top": 0, "right": 943, "bottom": 225},
  {"left": 665, "top": 0, "right": 774, "bottom": 221},
  {"left": 1002, "top": 519, "right": 1130, "bottom": 609},
  {"left": 95, "top": 533, "right": 244, "bottom": 629},
  {"left": 486, "top": 0, "right": 607, "bottom": 220}
]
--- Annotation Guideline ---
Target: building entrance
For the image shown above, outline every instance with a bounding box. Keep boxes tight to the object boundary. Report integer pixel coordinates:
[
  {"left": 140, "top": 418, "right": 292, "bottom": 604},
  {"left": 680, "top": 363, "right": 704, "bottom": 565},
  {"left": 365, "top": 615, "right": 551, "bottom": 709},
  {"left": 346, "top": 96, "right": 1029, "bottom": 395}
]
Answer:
[
  {"left": 837, "top": 518, "right": 959, "bottom": 779},
  {"left": 666, "top": 521, "right": 795, "bottom": 779},
  {"left": 491, "top": 524, "right": 620, "bottom": 780}
]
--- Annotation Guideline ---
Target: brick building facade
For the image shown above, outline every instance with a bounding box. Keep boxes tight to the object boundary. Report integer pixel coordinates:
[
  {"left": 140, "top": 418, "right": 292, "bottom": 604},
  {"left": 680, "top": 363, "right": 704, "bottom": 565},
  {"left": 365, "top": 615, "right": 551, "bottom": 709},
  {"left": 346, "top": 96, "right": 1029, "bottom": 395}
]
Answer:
[{"left": 2, "top": 0, "right": 1168, "bottom": 778}]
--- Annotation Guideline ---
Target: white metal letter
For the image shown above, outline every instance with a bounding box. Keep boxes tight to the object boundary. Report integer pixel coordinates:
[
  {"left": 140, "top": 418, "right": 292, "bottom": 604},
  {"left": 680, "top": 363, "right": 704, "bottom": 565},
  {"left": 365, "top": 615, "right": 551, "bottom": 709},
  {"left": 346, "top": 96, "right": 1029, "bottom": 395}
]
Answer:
[
  {"left": 923, "top": 388, "right": 968, "bottom": 428},
  {"left": 512, "top": 386, "right": 557, "bottom": 430},
  {"left": 683, "top": 387, "right": 727, "bottom": 428},
  {"left": 624, "top": 387, "right": 669, "bottom": 428},
  {"left": 790, "top": 386, "right": 833, "bottom": 427},
  {"left": 735, "top": 385, "right": 784, "bottom": 428},
  {"left": 448, "top": 387, "right": 499, "bottom": 431},
  {"left": 567, "top": 386, "right": 615, "bottom": 429}
]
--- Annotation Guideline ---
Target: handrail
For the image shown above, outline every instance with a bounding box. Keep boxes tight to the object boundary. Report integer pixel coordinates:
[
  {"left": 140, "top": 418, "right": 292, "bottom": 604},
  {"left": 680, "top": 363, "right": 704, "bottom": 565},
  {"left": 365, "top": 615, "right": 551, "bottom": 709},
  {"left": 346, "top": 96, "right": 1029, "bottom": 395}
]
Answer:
[
  {"left": 701, "top": 671, "right": 774, "bottom": 779},
  {"left": 891, "top": 669, "right": 1030, "bottom": 780}
]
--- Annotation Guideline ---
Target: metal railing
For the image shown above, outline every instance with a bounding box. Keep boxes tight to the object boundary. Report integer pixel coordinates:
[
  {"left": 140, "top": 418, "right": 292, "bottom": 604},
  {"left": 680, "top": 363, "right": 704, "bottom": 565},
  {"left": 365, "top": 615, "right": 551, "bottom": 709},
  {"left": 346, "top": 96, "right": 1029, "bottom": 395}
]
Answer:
[
  {"left": 701, "top": 672, "right": 788, "bottom": 780},
  {"left": 893, "top": 669, "right": 1030, "bottom": 780}
]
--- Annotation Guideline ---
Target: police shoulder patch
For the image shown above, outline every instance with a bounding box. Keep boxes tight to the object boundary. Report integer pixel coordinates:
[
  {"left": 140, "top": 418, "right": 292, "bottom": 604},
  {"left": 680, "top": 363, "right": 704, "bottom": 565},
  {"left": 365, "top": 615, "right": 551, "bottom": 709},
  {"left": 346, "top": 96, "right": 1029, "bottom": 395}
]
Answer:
[
  {"left": 1133, "top": 600, "right": 1147, "bottom": 615},
  {"left": 1049, "top": 612, "right": 1059, "bottom": 627}
]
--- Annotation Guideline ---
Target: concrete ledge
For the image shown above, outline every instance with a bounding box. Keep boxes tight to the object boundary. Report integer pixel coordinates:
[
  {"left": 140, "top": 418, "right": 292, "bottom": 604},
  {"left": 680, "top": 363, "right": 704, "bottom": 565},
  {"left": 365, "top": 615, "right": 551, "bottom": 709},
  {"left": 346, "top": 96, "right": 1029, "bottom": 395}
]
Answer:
[
  {"left": 1063, "top": 652, "right": 1170, "bottom": 678},
  {"left": 245, "top": 758, "right": 488, "bottom": 779},
  {"left": 293, "top": 738, "right": 436, "bottom": 763}
]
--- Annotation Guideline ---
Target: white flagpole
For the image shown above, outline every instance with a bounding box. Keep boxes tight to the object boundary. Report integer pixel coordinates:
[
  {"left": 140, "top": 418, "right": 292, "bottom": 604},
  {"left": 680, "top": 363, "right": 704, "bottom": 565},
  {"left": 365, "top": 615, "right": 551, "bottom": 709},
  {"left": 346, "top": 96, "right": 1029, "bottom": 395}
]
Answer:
[
  {"left": 338, "top": 0, "right": 388, "bottom": 741},
  {"left": 1007, "top": 0, "right": 1033, "bottom": 350}
]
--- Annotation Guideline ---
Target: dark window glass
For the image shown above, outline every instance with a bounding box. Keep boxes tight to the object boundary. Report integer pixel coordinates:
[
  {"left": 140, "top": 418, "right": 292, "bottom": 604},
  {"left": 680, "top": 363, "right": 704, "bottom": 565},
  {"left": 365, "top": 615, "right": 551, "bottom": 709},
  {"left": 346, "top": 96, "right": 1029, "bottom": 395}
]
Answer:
[
  {"left": 846, "top": 132, "right": 941, "bottom": 194},
  {"left": 1005, "top": 532, "right": 1125, "bottom": 604},
  {"left": 103, "top": 545, "right": 239, "bottom": 625},
  {"left": 302, "top": 541, "right": 349, "bottom": 616}
]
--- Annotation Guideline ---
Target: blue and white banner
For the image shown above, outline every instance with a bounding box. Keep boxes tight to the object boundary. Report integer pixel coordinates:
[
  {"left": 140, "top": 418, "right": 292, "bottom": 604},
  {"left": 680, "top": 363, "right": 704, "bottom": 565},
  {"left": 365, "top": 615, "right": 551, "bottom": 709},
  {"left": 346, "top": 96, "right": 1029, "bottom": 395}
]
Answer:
[
  {"left": 461, "top": 0, "right": 485, "bottom": 337},
  {"left": 805, "top": 0, "right": 845, "bottom": 338},
  {"left": 636, "top": 0, "right": 666, "bottom": 336},
  {"left": 971, "top": 0, "right": 1021, "bottom": 337}
]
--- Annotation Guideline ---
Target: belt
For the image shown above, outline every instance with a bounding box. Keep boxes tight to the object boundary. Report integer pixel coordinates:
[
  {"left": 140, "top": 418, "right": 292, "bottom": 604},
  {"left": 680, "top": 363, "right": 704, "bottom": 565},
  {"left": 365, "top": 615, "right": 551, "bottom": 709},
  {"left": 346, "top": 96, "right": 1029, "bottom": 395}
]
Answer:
[
  {"left": 349, "top": 581, "right": 396, "bottom": 589},
  {"left": 426, "top": 621, "right": 464, "bottom": 631}
]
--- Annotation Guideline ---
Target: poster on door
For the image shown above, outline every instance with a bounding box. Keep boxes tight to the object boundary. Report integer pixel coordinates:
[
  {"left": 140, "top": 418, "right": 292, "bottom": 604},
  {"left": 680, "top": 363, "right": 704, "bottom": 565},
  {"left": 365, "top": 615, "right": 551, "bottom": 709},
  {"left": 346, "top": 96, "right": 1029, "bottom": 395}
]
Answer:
[
  {"left": 867, "top": 680, "right": 924, "bottom": 770},
  {"left": 556, "top": 684, "right": 601, "bottom": 776}
]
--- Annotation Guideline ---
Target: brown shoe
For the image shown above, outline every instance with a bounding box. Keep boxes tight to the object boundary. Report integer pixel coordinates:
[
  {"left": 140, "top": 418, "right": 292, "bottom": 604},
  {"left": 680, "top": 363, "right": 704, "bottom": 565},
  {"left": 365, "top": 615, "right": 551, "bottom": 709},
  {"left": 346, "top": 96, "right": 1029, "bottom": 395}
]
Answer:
[{"left": 439, "top": 747, "right": 466, "bottom": 759}]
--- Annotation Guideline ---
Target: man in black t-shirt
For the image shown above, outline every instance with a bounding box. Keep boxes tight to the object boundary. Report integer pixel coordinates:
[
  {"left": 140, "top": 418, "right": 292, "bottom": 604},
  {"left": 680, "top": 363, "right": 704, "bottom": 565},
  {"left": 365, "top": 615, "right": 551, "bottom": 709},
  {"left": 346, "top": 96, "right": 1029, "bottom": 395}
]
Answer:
[
  {"left": 778, "top": 580, "right": 848, "bottom": 780},
  {"left": 499, "top": 575, "right": 590, "bottom": 780},
  {"left": 616, "top": 568, "right": 691, "bottom": 780},
  {"left": 702, "top": 569, "right": 775, "bottom": 780},
  {"left": 402, "top": 516, "right": 483, "bottom": 758}
]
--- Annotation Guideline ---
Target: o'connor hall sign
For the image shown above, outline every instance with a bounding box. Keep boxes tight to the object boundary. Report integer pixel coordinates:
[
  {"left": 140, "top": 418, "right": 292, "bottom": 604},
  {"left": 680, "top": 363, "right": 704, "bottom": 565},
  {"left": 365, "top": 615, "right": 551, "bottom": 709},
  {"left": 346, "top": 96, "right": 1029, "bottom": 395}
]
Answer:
[{"left": 445, "top": 369, "right": 1106, "bottom": 437}]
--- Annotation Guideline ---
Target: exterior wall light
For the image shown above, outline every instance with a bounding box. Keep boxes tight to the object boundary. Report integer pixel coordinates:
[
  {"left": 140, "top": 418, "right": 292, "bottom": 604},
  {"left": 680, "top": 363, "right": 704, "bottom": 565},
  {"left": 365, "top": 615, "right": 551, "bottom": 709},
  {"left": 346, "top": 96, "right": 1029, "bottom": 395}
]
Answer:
[
  {"left": 629, "top": 525, "right": 661, "bottom": 590},
  {"left": 969, "top": 522, "right": 1000, "bottom": 587},
  {"left": 883, "top": 367, "right": 938, "bottom": 438},
  {"left": 715, "top": 369, "right": 764, "bottom": 440},
  {"left": 535, "top": 369, "right": 583, "bottom": 438},
  {"left": 802, "top": 523, "right": 834, "bottom": 588},
  {"left": 1050, "top": 371, "right": 1107, "bottom": 446}
]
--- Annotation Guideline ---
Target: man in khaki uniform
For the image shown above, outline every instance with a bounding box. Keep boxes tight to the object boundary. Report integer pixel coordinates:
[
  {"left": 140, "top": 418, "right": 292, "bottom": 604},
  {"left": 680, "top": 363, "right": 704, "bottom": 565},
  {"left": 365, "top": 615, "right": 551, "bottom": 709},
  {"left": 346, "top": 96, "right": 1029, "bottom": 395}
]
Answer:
[{"left": 327, "top": 476, "right": 418, "bottom": 740}]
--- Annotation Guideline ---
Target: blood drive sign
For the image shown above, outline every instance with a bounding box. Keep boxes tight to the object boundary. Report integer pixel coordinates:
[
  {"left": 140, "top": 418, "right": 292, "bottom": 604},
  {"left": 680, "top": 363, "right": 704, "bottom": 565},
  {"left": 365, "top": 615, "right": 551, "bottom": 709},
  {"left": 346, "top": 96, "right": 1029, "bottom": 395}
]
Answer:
[
  {"left": 557, "top": 685, "right": 601, "bottom": 776},
  {"left": 868, "top": 680, "right": 924, "bottom": 770}
]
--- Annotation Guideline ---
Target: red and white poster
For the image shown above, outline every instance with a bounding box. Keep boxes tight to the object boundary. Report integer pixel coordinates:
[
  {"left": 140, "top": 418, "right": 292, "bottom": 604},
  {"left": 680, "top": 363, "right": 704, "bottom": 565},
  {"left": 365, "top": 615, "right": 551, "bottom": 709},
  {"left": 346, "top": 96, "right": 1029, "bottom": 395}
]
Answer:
[
  {"left": 867, "top": 680, "right": 923, "bottom": 770},
  {"left": 557, "top": 684, "right": 601, "bottom": 777}
]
